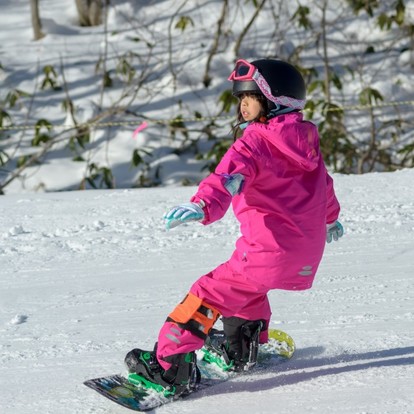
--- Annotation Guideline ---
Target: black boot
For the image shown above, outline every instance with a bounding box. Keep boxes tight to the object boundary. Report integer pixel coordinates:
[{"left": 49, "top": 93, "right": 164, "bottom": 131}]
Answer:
[
  {"left": 124, "top": 345, "right": 200, "bottom": 397},
  {"left": 221, "top": 316, "right": 265, "bottom": 371},
  {"left": 161, "top": 352, "right": 200, "bottom": 395}
]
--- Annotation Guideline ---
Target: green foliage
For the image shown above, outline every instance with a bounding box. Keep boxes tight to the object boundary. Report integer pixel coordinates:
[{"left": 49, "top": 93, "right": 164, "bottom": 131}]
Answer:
[
  {"left": 308, "top": 79, "right": 325, "bottom": 95},
  {"left": 2, "top": 0, "right": 414, "bottom": 194},
  {"left": 16, "top": 155, "right": 31, "bottom": 168},
  {"left": 372, "top": 117, "right": 406, "bottom": 172},
  {"left": 95, "top": 57, "right": 113, "bottom": 88},
  {"left": 0, "top": 87, "right": 11, "bottom": 167},
  {"left": 378, "top": 0, "right": 405, "bottom": 30},
  {"left": 317, "top": 102, "right": 358, "bottom": 173},
  {"left": 116, "top": 52, "right": 137, "bottom": 83},
  {"left": 169, "top": 115, "right": 188, "bottom": 140},
  {"left": 330, "top": 72, "right": 343, "bottom": 91},
  {"left": 32, "top": 119, "right": 52, "bottom": 146},
  {"left": 68, "top": 126, "right": 91, "bottom": 160},
  {"left": 201, "top": 138, "right": 233, "bottom": 173},
  {"left": 0, "top": 109, "right": 12, "bottom": 129},
  {"left": 131, "top": 148, "right": 152, "bottom": 168},
  {"left": 347, "top": 0, "right": 405, "bottom": 30},
  {"left": 175, "top": 16, "right": 194, "bottom": 32},
  {"left": 61, "top": 97, "right": 74, "bottom": 113},
  {"left": 76, "top": 126, "right": 91, "bottom": 148},
  {"left": 398, "top": 141, "right": 414, "bottom": 167},
  {"left": 346, "top": 0, "right": 379, "bottom": 17},
  {"left": 97, "top": 46, "right": 148, "bottom": 90},
  {"left": 103, "top": 71, "right": 113, "bottom": 88},
  {"left": 245, "top": 0, "right": 261, "bottom": 7},
  {"left": 4, "top": 89, "right": 31, "bottom": 108},
  {"left": 0, "top": 149, "right": 9, "bottom": 166},
  {"left": 308, "top": 68, "right": 343, "bottom": 97},
  {"left": 83, "top": 163, "right": 114, "bottom": 189},
  {"left": 359, "top": 87, "right": 384, "bottom": 106},
  {"left": 194, "top": 111, "right": 203, "bottom": 120},
  {"left": 218, "top": 90, "right": 238, "bottom": 113},
  {"left": 291, "top": 5, "right": 312, "bottom": 29},
  {"left": 40, "top": 65, "right": 62, "bottom": 91}
]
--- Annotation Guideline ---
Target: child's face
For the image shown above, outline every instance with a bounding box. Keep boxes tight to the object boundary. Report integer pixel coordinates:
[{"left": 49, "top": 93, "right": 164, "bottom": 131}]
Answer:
[{"left": 239, "top": 94, "right": 262, "bottom": 122}]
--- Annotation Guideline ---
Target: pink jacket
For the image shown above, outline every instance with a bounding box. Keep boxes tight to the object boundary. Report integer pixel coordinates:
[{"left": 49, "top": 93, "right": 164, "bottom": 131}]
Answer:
[{"left": 191, "top": 112, "right": 340, "bottom": 291}]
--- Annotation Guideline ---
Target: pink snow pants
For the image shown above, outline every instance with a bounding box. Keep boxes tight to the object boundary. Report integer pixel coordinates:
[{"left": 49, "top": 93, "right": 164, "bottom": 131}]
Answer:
[{"left": 156, "top": 262, "right": 272, "bottom": 370}]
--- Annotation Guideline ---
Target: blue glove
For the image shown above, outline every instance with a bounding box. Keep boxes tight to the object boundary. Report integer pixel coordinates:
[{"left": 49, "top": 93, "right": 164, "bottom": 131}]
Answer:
[
  {"left": 326, "top": 221, "right": 344, "bottom": 243},
  {"left": 164, "top": 202, "right": 205, "bottom": 229}
]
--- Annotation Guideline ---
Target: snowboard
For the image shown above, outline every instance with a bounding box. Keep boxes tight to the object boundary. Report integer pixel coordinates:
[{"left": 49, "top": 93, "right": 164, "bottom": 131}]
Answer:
[{"left": 84, "top": 328, "right": 295, "bottom": 412}]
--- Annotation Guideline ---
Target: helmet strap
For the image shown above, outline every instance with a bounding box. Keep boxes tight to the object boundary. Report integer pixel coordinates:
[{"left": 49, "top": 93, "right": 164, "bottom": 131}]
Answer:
[{"left": 267, "top": 105, "right": 297, "bottom": 119}]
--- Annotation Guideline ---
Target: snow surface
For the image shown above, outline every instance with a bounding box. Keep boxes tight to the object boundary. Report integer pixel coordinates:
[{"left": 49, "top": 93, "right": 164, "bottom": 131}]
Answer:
[{"left": 1, "top": 169, "right": 414, "bottom": 414}]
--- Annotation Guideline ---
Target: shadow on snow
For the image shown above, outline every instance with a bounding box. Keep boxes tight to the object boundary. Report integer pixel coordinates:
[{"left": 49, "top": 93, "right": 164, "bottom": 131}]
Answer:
[{"left": 191, "top": 345, "right": 414, "bottom": 398}]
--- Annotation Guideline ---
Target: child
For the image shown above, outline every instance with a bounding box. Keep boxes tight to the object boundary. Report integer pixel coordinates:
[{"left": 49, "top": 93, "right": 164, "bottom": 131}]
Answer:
[{"left": 125, "top": 58, "right": 343, "bottom": 396}]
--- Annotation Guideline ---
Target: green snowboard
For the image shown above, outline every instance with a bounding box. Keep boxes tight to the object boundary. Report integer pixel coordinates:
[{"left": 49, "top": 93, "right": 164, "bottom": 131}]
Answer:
[{"left": 84, "top": 328, "right": 295, "bottom": 412}]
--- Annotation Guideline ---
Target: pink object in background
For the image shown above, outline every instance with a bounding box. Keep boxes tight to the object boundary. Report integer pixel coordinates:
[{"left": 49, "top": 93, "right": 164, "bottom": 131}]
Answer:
[{"left": 132, "top": 121, "right": 148, "bottom": 139}]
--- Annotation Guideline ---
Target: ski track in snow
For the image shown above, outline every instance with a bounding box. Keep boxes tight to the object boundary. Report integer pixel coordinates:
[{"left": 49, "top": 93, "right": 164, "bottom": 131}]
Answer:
[{"left": 1, "top": 171, "right": 414, "bottom": 414}]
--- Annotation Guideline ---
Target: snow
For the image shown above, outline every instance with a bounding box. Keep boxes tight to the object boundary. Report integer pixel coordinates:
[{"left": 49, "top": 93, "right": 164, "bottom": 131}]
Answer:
[
  {"left": 1, "top": 169, "right": 414, "bottom": 414},
  {"left": 3, "top": 1, "right": 414, "bottom": 193},
  {"left": 1, "top": 0, "right": 414, "bottom": 413}
]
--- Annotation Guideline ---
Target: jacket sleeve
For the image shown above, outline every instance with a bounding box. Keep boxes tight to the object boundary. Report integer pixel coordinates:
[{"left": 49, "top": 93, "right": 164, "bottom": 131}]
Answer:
[
  {"left": 325, "top": 171, "right": 341, "bottom": 224},
  {"left": 191, "top": 138, "right": 257, "bottom": 225}
]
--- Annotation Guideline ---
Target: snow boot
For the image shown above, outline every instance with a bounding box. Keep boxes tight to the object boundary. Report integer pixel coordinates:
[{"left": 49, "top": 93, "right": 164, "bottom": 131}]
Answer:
[
  {"left": 221, "top": 316, "right": 265, "bottom": 371},
  {"left": 124, "top": 345, "right": 200, "bottom": 397}
]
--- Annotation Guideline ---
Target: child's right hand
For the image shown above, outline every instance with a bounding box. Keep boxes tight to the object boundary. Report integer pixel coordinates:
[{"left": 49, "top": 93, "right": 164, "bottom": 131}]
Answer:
[{"left": 326, "top": 221, "right": 344, "bottom": 243}]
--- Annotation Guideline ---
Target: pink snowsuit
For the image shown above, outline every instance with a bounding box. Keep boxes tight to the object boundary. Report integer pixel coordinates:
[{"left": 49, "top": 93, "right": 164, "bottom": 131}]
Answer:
[{"left": 157, "top": 112, "right": 340, "bottom": 367}]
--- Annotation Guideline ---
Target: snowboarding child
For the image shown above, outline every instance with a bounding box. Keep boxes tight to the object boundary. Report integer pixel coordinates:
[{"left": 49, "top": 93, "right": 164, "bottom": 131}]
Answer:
[{"left": 125, "top": 58, "right": 343, "bottom": 396}]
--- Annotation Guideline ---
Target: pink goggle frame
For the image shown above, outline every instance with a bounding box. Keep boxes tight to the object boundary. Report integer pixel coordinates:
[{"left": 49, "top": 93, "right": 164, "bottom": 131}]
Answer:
[{"left": 228, "top": 59, "right": 306, "bottom": 110}]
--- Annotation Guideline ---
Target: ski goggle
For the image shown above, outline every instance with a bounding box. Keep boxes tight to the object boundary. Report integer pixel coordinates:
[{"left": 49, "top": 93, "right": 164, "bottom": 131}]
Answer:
[
  {"left": 228, "top": 59, "right": 257, "bottom": 81},
  {"left": 228, "top": 59, "right": 306, "bottom": 110}
]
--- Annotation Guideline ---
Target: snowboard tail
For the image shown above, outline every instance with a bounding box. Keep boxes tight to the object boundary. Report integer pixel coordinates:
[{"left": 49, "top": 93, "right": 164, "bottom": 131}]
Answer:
[
  {"left": 84, "top": 374, "right": 172, "bottom": 411},
  {"left": 84, "top": 328, "right": 295, "bottom": 412}
]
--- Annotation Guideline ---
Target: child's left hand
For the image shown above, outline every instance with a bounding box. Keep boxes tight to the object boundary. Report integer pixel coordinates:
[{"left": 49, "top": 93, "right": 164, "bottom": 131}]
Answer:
[{"left": 163, "top": 202, "right": 205, "bottom": 229}]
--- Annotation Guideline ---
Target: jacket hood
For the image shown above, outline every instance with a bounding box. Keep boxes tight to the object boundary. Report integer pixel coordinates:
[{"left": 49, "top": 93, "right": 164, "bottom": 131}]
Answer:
[{"left": 246, "top": 112, "right": 320, "bottom": 171}]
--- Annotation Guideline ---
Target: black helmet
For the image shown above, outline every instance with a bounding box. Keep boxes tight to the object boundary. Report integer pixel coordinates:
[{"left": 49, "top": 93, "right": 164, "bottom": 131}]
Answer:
[{"left": 231, "top": 59, "right": 306, "bottom": 106}]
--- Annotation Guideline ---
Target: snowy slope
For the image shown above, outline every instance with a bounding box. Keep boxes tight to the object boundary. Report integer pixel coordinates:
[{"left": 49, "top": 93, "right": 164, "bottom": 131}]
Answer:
[{"left": 1, "top": 169, "right": 414, "bottom": 414}]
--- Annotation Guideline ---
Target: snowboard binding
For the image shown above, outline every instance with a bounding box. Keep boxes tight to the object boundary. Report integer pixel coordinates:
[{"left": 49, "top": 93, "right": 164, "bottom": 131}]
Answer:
[
  {"left": 202, "top": 317, "right": 265, "bottom": 372},
  {"left": 124, "top": 345, "right": 200, "bottom": 398}
]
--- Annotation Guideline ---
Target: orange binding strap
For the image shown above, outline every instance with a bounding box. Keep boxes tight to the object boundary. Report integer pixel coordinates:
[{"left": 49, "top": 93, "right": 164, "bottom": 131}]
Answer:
[{"left": 167, "top": 293, "right": 220, "bottom": 339}]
